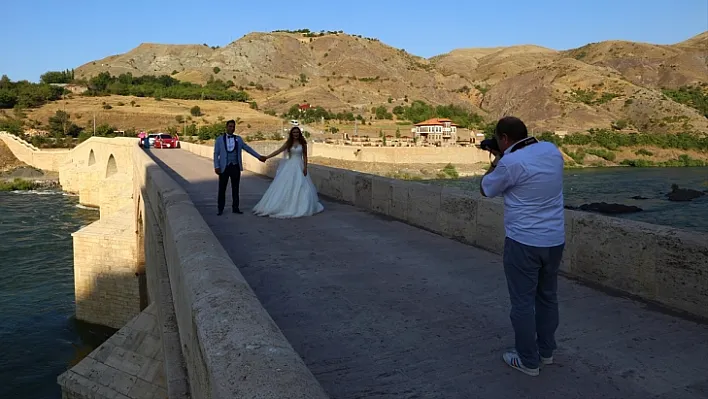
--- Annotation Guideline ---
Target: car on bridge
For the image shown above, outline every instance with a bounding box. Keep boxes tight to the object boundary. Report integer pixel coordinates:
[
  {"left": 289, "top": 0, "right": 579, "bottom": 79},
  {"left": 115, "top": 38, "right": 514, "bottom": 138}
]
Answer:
[
  {"left": 139, "top": 133, "right": 180, "bottom": 149},
  {"left": 152, "top": 133, "right": 180, "bottom": 149}
]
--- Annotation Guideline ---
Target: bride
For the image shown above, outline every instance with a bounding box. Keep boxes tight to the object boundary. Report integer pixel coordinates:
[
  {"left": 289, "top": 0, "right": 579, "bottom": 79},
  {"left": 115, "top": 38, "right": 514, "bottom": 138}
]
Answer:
[{"left": 252, "top": 126, "right": 325, "bottom": 218}]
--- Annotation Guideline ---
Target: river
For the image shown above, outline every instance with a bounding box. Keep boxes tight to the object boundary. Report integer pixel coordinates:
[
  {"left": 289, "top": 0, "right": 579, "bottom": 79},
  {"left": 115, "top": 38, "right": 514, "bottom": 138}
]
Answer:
[
  {"left": 0, "top": 190, "right": 110, "bottom": 399},
  {"left": 437, "top": 167, "right": 708, "bottom": 233}
]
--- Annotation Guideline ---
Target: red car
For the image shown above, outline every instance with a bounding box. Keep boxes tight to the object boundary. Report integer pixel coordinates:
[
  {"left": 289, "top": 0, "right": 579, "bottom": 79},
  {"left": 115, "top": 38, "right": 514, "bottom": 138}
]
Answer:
[{"left": 152, "top": 133, "right": 180, "bottom": 149}]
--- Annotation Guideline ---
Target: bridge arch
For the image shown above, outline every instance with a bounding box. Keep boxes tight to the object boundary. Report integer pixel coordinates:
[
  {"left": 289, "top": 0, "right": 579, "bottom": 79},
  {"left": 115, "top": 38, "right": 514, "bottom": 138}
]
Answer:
[
  {"left": 106, "top": 154, "right": 117, "bottom": 178},
  {"left": 88, "top": 149, "right": 96, "bottom": 166}
]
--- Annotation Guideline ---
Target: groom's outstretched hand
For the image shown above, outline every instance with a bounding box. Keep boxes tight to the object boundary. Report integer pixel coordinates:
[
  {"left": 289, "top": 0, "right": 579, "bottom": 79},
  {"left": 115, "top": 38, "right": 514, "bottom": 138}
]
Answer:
[
  {"left": 259, "top": 156, "right": 267, "bottom": 162},
  {"left": 214, "top": 168, "right": 220, "bottom": 175}
]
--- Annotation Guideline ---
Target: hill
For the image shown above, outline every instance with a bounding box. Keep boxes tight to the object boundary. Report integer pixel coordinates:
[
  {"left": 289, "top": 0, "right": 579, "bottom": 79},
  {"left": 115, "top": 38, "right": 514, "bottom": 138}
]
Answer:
[
  {"left": 562, "top": 36, "right": 708, "bottom": 89},
  {"left": 64, "top": 30, "right": 708, "bottom": 134}
]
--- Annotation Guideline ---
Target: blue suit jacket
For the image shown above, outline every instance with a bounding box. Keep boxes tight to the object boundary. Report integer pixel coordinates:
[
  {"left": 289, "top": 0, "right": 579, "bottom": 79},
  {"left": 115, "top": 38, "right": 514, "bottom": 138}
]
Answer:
[{"left": 213, "top": 134, "right": 262, "bottom": 173}]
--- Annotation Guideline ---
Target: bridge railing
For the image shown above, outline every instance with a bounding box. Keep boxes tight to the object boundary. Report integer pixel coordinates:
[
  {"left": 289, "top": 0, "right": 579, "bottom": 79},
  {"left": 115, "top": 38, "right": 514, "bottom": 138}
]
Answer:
[
  {"left": 0, "top": 131, "right": 69, "bottom": 171},
  {"left": 176, "top": 141, "right": 708, "bottom": 321},
  {"left": 134, "top": 147, "right": 330, "bottom": 399}
]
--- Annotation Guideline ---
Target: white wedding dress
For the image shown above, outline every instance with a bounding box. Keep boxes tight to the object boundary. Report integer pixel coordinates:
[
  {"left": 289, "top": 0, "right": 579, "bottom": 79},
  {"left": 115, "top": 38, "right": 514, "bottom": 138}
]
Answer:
[{"left": 252, "top": 145, "right": 324, "bottom": 218}]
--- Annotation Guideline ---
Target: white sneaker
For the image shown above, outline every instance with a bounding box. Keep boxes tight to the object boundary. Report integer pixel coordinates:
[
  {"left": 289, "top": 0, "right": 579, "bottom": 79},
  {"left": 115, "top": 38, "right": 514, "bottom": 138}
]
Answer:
[
  {"left": 509, "top": 349, "right": 554, "bottom": 366},
  {"left": 503, "top": 352, "right": 540, "bottom": 376}
]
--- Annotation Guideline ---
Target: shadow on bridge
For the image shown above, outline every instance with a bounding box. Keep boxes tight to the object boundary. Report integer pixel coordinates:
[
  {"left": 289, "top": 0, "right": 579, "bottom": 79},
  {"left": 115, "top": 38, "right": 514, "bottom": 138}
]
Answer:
[{"left": 144, "top": 148, "right": 708, "bottom": 399}]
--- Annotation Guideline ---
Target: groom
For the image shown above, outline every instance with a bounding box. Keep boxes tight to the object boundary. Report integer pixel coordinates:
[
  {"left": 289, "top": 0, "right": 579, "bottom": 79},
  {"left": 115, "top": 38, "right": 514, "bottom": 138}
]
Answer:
[{"left": 213, "top": 119, "right": 266, "bottom": 215}]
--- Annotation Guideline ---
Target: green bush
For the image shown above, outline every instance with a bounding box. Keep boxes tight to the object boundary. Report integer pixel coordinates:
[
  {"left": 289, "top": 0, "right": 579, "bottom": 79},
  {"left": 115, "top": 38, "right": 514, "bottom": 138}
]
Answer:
[
  {"left": 635, "top": 148, "right": 653, "bottom": 156},
  {"left": 0, "top": 76, "right": 65, "bottom": 109},
  {"left": 585, "top": 148, "right": 616, "bottom": 162},
  {"left": 392, "top": 100, "right": 484, "bottom": 129},
  {"left": 84, "top": 72, "right": 249, "bottom": 102},
  {"left": 663, "top": 85, "right": 708, "bottom": 118},
  {"left": 621, "top": 155, "right": 706, "bottom": 168},
  {"left": 559, "top": 129, "right": 708, "bottom": 151},
  {"left": 564, "top": 148, "right": 586, "bottom": 164},
  {"left": 0, "top": 178, "right": 39, "bottom": 191},
  {"left": 441, "top": 163, "right": 459, "bottom": 179}
]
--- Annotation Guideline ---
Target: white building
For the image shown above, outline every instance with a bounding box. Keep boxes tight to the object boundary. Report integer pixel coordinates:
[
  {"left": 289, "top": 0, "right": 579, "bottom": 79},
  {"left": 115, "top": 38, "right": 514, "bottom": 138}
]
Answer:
[{"left": 412, "top": 118, "right": 458, "bottom": 146}]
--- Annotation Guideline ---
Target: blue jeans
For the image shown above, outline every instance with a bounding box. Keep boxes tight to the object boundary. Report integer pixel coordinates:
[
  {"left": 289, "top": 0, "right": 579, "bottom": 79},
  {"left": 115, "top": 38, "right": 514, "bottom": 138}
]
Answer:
[{"left": 503, "top": 237, "right": 565, "bottom": 369}]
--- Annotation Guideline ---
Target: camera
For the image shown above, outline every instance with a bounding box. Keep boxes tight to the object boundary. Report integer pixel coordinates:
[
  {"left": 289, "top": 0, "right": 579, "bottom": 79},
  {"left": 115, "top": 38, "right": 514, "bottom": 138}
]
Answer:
[{"left": 480, "top": 138, "right": 500, "bottom": 153}]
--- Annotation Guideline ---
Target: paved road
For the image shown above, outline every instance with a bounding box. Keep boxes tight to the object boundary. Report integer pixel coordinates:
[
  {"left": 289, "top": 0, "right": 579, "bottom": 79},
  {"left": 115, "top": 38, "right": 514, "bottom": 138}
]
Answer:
[{"left": 150, "top": 148, "right": 708, "bottom": 399}]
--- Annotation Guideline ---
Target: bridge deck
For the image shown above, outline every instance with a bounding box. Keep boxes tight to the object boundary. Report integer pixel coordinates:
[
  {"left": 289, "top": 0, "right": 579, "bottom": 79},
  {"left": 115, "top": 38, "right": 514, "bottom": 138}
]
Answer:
[{"left": 151, "top": 149, "right": 708, "bottom": 399}]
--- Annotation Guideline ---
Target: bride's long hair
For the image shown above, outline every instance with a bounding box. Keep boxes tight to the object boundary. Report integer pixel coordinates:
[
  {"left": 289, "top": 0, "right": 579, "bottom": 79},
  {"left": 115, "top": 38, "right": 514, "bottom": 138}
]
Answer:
[{"left": 285, "top": 126, "right": 307, "bottom": 153}]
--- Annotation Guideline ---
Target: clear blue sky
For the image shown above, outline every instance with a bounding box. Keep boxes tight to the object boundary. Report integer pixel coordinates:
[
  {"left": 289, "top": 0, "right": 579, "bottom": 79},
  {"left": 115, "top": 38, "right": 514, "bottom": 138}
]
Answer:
[{"left": 3, "top": 0, "right": 707, "bottom": 82}]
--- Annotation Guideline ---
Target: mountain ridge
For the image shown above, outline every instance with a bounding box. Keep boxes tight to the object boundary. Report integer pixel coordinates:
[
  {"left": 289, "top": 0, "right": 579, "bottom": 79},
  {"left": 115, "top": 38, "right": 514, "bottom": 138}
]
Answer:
[{"left": 74, "top": 30, "right": 708, "bottom": 133}]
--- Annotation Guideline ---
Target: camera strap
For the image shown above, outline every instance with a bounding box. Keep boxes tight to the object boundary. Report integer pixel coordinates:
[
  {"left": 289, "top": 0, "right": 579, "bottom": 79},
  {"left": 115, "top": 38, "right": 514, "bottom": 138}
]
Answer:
[{"left": 509, "top": 137, "right": 539, "bottom": 153}]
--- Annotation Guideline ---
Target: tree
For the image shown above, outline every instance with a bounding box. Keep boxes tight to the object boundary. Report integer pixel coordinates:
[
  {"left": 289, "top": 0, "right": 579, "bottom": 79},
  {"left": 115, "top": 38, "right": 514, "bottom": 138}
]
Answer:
[
  {"left": 48, "top": 110, "right": 82, "bottom": 137},
  {"left": 213, "top": 67, "right": 221, "bottom": 74},
  {"left": 190, "top": 106, "right": 202, "bottom": 117},
  {"left": 40, "top": 69, "right": 74, "bottom": 84}
]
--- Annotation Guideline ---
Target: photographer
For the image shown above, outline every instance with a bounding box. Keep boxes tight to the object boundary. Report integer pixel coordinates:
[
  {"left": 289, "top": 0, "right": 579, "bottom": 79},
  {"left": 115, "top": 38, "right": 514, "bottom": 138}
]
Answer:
[{"left": 479, "top": 116, "right": 565, "bottom": 377}]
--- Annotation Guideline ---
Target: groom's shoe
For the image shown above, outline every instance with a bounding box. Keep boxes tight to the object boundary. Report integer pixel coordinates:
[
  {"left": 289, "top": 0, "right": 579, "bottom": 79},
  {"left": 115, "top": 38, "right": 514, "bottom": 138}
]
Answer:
[
  {"left": 217, "top": 210, "right": 223, "bottom": 216},
  {"left": 233, "top": 208, "right": 243, "bottom": 214}
]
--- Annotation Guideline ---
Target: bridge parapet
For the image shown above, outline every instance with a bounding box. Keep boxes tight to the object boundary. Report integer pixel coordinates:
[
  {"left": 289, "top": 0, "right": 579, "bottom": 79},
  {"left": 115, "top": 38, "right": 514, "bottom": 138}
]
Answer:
[{"left": 134, "top": 148, "right": 329, "bottom": 398}]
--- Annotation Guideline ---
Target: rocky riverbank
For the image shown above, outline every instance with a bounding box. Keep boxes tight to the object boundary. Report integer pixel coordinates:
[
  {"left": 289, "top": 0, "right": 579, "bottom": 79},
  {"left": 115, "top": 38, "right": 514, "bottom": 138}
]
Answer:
[
  {"left": 0, "top": 139, "right": 60, "bottom": 191},
  {"left": 0, "top": 167, "right": 60, "bottom": 191}
]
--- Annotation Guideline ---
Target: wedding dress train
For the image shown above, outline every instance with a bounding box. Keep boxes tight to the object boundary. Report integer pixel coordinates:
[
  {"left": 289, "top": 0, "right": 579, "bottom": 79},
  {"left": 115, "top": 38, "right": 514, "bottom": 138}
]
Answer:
[{"left": 252, "top": 145, "right": 324, "bottom": 218}]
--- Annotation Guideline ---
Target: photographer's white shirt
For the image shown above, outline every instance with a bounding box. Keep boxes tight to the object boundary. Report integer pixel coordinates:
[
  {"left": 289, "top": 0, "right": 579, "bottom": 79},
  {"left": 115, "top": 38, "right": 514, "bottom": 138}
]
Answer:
[{"left": 481, "top": 141, "right": 565, "bottom": 247}]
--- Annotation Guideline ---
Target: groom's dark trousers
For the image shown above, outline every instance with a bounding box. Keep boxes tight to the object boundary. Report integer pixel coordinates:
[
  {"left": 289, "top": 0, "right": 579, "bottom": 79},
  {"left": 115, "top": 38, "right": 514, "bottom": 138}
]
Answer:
[{"left": 217, "top": 163, "right": 241, "bottom": 212}]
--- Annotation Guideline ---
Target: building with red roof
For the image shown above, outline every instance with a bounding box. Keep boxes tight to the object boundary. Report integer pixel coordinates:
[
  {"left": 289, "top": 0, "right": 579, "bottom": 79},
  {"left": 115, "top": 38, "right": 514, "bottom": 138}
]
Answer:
[{"left": 412, "top": 118, "right": 459, "bottom": 146}]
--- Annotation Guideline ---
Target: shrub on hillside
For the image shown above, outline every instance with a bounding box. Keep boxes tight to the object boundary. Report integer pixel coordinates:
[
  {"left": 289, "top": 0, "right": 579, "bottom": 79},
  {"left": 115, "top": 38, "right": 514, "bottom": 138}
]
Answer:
[
  {"left": 585, "top": 148, "right": 616, "bottom": 162},
  {"left": 663, "top": 85, "right": 708, "bottom": 118},
  {"left": 84, "top": 72, "right": 249, "bottom": 102}
]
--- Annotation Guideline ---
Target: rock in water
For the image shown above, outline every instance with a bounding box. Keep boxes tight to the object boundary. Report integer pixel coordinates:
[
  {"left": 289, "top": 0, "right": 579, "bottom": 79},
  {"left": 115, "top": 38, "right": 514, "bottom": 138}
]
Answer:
[
  {"left": 666, "top": 184, "right": 706, "bottom": 202},
  {"left": 574, "top": 202, "right": 643, "bottom": 214}
]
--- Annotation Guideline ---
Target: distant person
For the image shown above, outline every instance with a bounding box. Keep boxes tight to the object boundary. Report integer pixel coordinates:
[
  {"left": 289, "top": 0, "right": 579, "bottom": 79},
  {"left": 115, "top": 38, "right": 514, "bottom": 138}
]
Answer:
[
  {"left": 252, "top": 126, "right": 324, "bottom": 218},
  {"left": 213, "top": 120, "right": 266, "bottom": 215},
  {"left": 479, "top": 116, "right": 565, "bottom": 377}
]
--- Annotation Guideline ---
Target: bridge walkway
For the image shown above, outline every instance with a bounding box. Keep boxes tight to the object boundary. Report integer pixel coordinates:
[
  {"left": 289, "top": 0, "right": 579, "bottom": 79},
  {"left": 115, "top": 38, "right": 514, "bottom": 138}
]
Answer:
[{"left": 150, "top": 148, "right": 708, "bottom": 399}]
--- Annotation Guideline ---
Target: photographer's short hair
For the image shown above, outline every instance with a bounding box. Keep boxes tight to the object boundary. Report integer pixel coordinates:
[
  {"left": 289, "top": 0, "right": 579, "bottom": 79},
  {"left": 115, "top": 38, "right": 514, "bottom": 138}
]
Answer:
[
  {"left": 226, "top": 119, "right": 236, "bottom": 126},
  {"left": 495, "top": 116, "right": 528, "bottom": 142}
]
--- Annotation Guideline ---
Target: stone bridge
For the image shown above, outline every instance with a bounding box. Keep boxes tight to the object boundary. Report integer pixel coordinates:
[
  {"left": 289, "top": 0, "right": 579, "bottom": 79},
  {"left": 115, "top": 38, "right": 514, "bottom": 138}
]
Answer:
[{"left": 1, "top": 132, "right": 708, "bottom": 399}]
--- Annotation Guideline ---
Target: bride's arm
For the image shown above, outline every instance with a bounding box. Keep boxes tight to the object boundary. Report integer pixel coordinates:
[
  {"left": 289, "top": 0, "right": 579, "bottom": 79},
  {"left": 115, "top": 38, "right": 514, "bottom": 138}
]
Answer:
[
  {"left": 303, "top": 143, "right": 308, "bottom": 175},
  {"left": 265, "top": 142, "right": 287, "bottom": 159}
]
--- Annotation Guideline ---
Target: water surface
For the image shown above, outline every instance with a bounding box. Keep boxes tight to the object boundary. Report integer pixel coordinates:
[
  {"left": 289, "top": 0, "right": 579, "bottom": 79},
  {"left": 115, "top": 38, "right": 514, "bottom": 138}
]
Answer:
[
  {"left": 436, "top": 167, "right": 708, "bottom": 233},
  {"left": 0, "top": 190, "right": 105, "bottom": 399}
]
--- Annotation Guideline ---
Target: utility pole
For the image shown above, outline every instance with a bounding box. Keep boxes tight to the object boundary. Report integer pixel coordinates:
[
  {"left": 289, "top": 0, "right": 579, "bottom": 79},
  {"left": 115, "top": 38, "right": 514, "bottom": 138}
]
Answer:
[
  {"left": 62, "top": 92, "right": 66, "bottom": 136},
  {"left": 354, "top": 119, "right": 358, "bottom": 136}
]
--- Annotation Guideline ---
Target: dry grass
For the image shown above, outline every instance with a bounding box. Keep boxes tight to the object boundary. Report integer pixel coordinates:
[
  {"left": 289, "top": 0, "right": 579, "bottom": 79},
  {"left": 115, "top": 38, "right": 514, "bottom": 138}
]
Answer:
[{"left": 23, "top": 95, "right": 282, "bottom": 133}]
